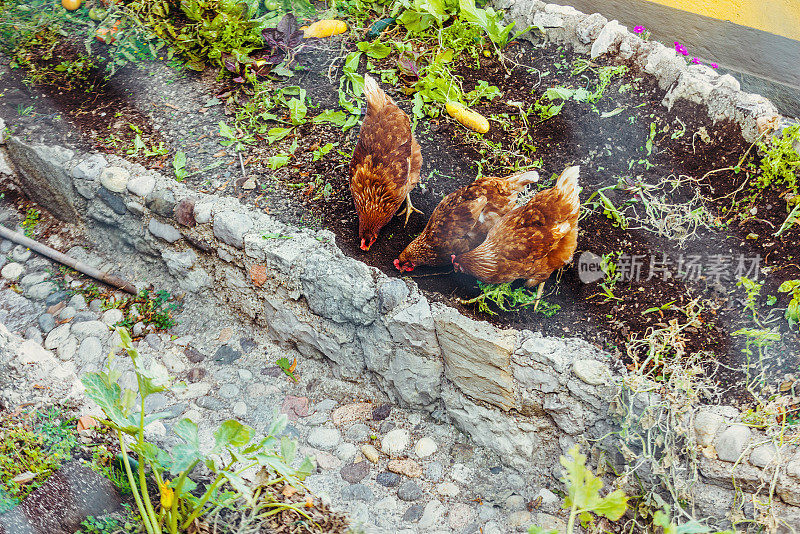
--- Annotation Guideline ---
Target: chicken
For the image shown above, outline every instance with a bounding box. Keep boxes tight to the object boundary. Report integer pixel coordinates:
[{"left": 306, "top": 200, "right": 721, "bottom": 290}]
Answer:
[
  {"left": 394, "top": 170, "right": 540, "bottom": 272},
  {"left": 350, "top": 73, "right": 422, "bottom": 251},
  {"left": 452, "top": 166, "right": 580, "bottom": 308}
]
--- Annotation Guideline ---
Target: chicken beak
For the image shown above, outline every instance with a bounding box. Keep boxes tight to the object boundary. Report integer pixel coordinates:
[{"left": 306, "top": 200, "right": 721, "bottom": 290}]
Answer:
[{"left": 393, "top": 259, "right": 401, "bottom": 270}]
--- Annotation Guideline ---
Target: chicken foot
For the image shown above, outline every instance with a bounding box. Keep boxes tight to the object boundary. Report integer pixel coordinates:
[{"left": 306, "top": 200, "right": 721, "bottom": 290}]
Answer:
[
  {"left": 532, "top": 282, "right": 545, "bottom": 312},
  {"left": 397, "top": 193, "right": 423, "bottom": 226}
]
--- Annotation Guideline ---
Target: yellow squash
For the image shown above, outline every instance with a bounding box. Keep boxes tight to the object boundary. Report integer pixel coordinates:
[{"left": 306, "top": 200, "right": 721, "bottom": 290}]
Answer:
[
  {"left": 303, "top": 19, "right": 347, "bottom": 38},
  {"left": 62, "top": 0, "right": 82, "bottom": 10},
  {"left": 445, "top": 101, "right": 490, "bottom": 134}
]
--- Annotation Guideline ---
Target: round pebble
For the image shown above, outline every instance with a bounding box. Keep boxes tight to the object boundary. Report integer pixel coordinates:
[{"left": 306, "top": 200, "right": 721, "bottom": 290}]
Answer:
[
  {"left": 340, "top": 461, "right": 370, "bottom": 483},
  {"left": 376, "top": 471, "right": 400, "bottom": 488},
  {"left": 218, "top": 384, "right": 240, "bottom": 399},
  {"left": 397, "top": 480, "right": 423, "bottom": 502},
  {"left": 101, "top": 309, "right": 124, "bottom": 325},
  {"left": 308, "top": 427, "right": 341, "bottom": 451},
  {"left": 11, "top": 246, "right": 31, "bottom": 263},
  {"left": 414, "top": 437, "right": 438, "bottom": 458},
  {"left": 436, "top": 482, "right": 460, "bottom": 497},
  {"left": 1, "top": 262, "right": 24, "bottom": 280},
  {"left": 335, "top": 442, "right": 358, "bottom": 462},
  {"left": 448, "top": 503, "right": 474, "bottom": 530},
  {"left": 58, "top": 306, "right": 76, "bottom": 321},
  {"left": 232, "top": 401, "right": 247, "bottom": 417},
  {"left": 425, "top": 461, "right": 444, "bottom": 482},
  {"left": 68, "top": 294, "right": 87, "bottom": 310},
  {"left": 402, "top": 504, "right": 424, "bottom": 523},
  {"left": 345, "top": 423, "right": 370, "bottom": 442},
  {"left": 38, "top": 313, "right": 56, "bottom": 334},
  {"left": 361, "top": 444, "right": 380, "bottom": 463},
  {"left": 341, "top": 483, "right": 373, "bottom": 502},
  {"left": 382, "top": 428, "right": 410, "bottom": 455},
  {"left": 237, "top": 368, "right": 253, "bottom": 381}
]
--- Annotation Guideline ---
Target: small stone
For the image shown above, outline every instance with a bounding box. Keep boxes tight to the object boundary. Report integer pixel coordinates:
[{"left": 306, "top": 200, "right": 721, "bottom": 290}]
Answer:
[
  {"left": 436, "top": 482, "right": 459, "bottom": 497},
  {"left": 308, "top": 427, "right": 341, "bottom": 451},
  {"left": 196, "top": 396, "right": 224, "bottom": 410},
  {"left": 534, "top": 512, "right": 567, "bottom": 533},
  {"left": 372, "top": 403, "right": 392, "bottom": 421},
  {"left": 335, "top": 443, "right": 358, "bottom": 462},
  {"left": 99, "top": 166, "right": 130, "bottom": 193},
  {"left": 382, "top": 428, "right": 410, "bottom": 455},
  {"left": 505, "top": 495, "right": 525, "bottom": 511},
  {"left": 341, "top": 483, "right": 373, "bottom": 502},
  {"left": 57, "top": 336, "right": 78, "bottom": 361},
  {"left": 346, "top": 423, "right": 370, "bottom": 442},
  {"left": 425, "top": 461, "right": 444, "bottom": 482},
  {"left": 0, "top": 240, "right": 10, "bottom": 253},
  {"left": 184, "top": 346, "right": 204, "bottom": 362},
  {"left": 214, "top": 345, "right": 242, "bottom": 364},
  {"left": 72, "top": 311, "right": 97, "bottom": 323},
  {"left": 507, "top": 511, "right": 532, "bottom": 529},
  {"left": 187, "top": 367, "right": 206, "bottom": 383},
  {"left": 332, "top": 402, "right": 373, "bottom": 426},
  {"left": 213, "top": 211, "right": 253, "bottom": 249},
  {"left": 414, "top": 437, "right": 438, "bottom": 458},
  {"left": 97, "top": 187, "right": 127, "bottom": 215},
  {"left": 451, "top": 463, "right": 472, "bottom": 484},
  {"left": 78, "top": 337, "right": 103, "bottom": 363},
  {"left": 45, "top": 291, "right": 69, "bottom": 307},
  {"left": 45, "top": 323, "right": 71, "bottom": 350},
  {"left": 694, "top": 410, "right": 725, "bottom": 447},
  {"left": 21, "top": 272, "right": 49, "bottom": 288},
  {"left": 11, "top": 246, "right": 31, "bottom": 263},
  {"left": 749, "top": 443, "right": 777, "bottom": 468},
  {"left": 281, "top": 396, "right": 310, "bottom": 420},
  {"left": 419, "top": 500, "right": 444, "bottom": 530},
  {"left": 378, "top": 278, "right": 408, "bottom": 312},
  {"left": 175, "top": 198, "right": 196, "bottom": 227},
  {"left": 26, "top": 281, "right": 54, "bottom": 300},
  {"left": 68, "top": 294, "right": 87, "bottom": 310},
  {"left": 145, "top": 333, "right": 163, "bottom": 350},
  {"left": 193, "top": 201, "right": 213, "bottom": 224},
  {"left": 218, "top": 384, "right": 240, "bottom": 399},
  {"left": 715, "top": 424, "right": 751, "bottom": 462},
  {"left": 89, "top": 299, "right": 103, "bottom": 313},
  {"left": 71, "top": 154, "right": 107, "bottom": 180},
  {"left": 572, "top": 359, "right": 611, "bottom": 385},
  {"left": 132, "top": 322, "right": 145, "bottom": 337},
  {"left": 379, "top": 420, "right": 395, "bottom": 433},
  {"left": 232, "top": 401, "right": 247, "bottom": 417},
  {"left": 340, "top": 461, "right": 370, "bottom": 483},
  {"left": 448, "top": 503, "right": 474, "bottom": 530},
  {"left": 55, "top": 306, "right": 75, "bottom": 322},
  {"left": 536, "top": 488, "right": 559, "bottom": 510},
  {"left": 388, "top": 459, "right": 422, "bottom": 478},
  {"left": 148, "top": 219, "right": 182, "bottom": 243},
  {"left": 101, "top": 309, "right": 124, "bottom": 326},
  {"left": 38, "top": 313, "right": 56, "bottom": 334},
  {"left": 1, "top": 262, "right": 24, "bottom": 280},
  {"left": 402, "top": 504, "right": 424, "bottom": 523},
  {"left": 127, "top": 174, "right": 156, "bottom": 197},
  {"left": 397, "top": 480, "right": 422, "bottom": 501},
  {"left": 147, "top": 188, "right": 176, "bottom": 218},
  {"left": 361, "top": 444, "right": 380, "bottom": 464},
  {"left": 376, "top": 471, "right": 400, "bottom": 487},
  {"left": 787, "top": 459, "right": 800, "bottom": 479}
]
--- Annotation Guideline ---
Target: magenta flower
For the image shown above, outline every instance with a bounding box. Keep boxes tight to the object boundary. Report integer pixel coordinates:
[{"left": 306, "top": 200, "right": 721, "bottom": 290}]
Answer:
[
  {"left": 674, "top": 42, "right": 688, "bottom": 55},
  {"left": 710, "top": 63, "right": 719, "bottom": 69},
  {"left": 691, "top": 57, "right": 700, "bottom": 64},
  {"left": 633, "top": 26, "right": 645, "bottom": 33}
]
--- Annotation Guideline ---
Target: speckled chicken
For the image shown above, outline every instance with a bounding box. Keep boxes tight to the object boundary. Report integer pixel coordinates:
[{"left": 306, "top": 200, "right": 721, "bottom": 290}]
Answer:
[
  {"left": 394, "top": 170, "right": 540, "bottom": 272},
  {"left": 452, "top": 166, "right": 580, "bottom": 305},
  {"left": 349, "top": 73, "right": 422, "bottom": 251}
]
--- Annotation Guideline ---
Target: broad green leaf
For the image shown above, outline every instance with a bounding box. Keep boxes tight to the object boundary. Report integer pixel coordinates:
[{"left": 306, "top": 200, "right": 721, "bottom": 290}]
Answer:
[
  {"left": 287, "top": 98, "right": 307, "bottom": 125},
  {"left": 80, "top": 373, "right": 137, "bottom": 433},
  {"left": 267, "top": 127, "right": 292, "bottom": 144},
  {"left": 223, "top": 471, "right": 253, "bottom": 501},
  {"left": 173, "top": 418, "right": 200, "bottom": 449},
  {"left": 267, "top": 413, "right": 289, "bottom": 437},
  {"left": 591, "top": 488, "right": 628, "bottom": 520},
  {"left": 170, "top": 443, "right": 203, "bottom": 474},
  {"left": 280, "top": 436, "right": 297, "bottom": 464},
  {"left": 218, "top": 121, "right": 237, "bottom": 140},
  {"left": 545, "top": 87, "right": 575, "bottom": 101},
  {"left": 357, "top": 40, "right": 392, "bottom": 59},
  {"left": 312, "top": 110, "right": 348, "bottom": 126},
  {"left": 397, "top": 10, "right": 435, "bottom": 32},
  {"left": 213, "top": 420, "right": 253, "bottom": 452},
  {"left": 268, "top": 153, "right": 291, "bottom": 169},
  {"left": 560, "top": 445, "right": 629, "bottom": 521}
]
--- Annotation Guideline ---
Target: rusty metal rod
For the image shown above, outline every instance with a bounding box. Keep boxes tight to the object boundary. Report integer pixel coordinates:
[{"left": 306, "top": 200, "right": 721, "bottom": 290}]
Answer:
[{"left": 0, "top": 225, "right": 137, "bottom": 294}]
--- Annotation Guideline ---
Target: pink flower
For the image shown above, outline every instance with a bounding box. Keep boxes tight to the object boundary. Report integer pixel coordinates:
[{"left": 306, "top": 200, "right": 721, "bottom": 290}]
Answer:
[
  {"left": 691, "top": 57, "right": 700, "bottom": 64},
  {"left": 634, "top": 26, "right": 645, "bottom": 33},
  {"left": 711, "top": 63, "right": 719, "bottom": 69},
  {"left": 674, "top": 42, "right": 688, "bottom": 56}
]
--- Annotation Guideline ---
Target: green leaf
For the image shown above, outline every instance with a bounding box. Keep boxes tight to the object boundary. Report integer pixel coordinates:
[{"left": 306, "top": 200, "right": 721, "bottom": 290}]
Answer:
[
  {"left": 357, "top": 40, "right": 392, "bottom": 59},
  {"left": 287, "top": 98, "right": 307, "bottom": 125},
  {"left": 280, "top": 436, "right": 297, "bottom": 464},
  {"left": 560, "top": 445, "right": 628, "bottom": 521},
  {"left": 267, "top": 153, "right": 291, "bottom": 169},
  {"left": 213, "top": 420, "right": 253, "bottom": 452},
  {"left": 312, "top": 110, "right": 348, "bottom": 126},
  {"left": 267, "top": 127, "right": 292, "bottom": 144},
  {"left": 218, "top": 121, "right": 237, "bottom": 140},
  {"left": 80, "top": 373, "right": 138, "bottom": 434}
]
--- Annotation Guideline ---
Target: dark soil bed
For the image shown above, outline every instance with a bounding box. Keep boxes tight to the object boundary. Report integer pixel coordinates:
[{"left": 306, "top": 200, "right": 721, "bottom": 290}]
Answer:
[{"left": 1, "top": 21, "right": 798, "bottom": 407}]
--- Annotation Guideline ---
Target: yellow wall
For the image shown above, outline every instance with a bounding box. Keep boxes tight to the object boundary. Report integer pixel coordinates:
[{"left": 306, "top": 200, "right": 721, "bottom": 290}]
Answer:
[{"left": 645, "top": 0, "right": 800, "bottom": 40}]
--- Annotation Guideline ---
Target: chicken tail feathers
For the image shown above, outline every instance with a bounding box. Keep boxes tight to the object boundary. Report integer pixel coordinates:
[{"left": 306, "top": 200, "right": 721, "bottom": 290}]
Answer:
[
  {"left": 363, "top": 73, "right": 390, "bottom": 110},
  {"left": 555, "top": 165, "right": 580, "bottom": 214},
  {"left": 505, "top": 169, "right": 540, "bottom": 191}
]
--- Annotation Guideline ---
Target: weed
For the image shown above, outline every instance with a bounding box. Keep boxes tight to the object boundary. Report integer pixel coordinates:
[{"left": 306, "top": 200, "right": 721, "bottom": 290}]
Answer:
[
  {"left": 778, "top": 279, "right": 800, "bottom": 328},
  {"left": 21, "top": 207, "right": 39, "bottom": 237},
  {"left": 756, "top": 125, "right": 799, "bottom": 196},
  {"left": 16, "top": 104, "right": 33, "bottom": 116},
  {"left": 312, "top": 142, "right": 335, "bottom": 162},
  {"left": 276, "top": 356, "right": 298, "bottom": 382},
  {"left": 461, "top": 281, "right": 560, "bottom": 316},
  {"left": 82, "top": 328, "right": 314, "bottom": 534},
  {"left": 172, "top": 151, "right": 187, "bottom": 182}
]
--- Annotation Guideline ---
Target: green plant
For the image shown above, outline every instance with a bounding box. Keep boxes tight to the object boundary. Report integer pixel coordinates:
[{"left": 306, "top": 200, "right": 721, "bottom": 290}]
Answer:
[
  {"left": 778, "top": 279, "right": 800, "bottom": 328},
  {"left": 312, "top": 142, "right": 335, "bottom": 162},
  {"left": 21, "top": 207, "right": 40, "bottom": 237},
  {"left": 595, "top": 252, "right": 622, "bottom": 302},
  {"left": 81, "top": 328, "right": 314, "bottom": 534},
  {"left": 276, "top": 357, "right": 297, "bottom": 382},
  {"left": 172, "top": 151, "right": 187, "bottom": 182},
  {"left": 528, "top": 445, "right": 628, "bottom": 534},
  {"left": 461, "top": 281, "right": 560, "bottom": 316},
  {"left": 458, "top": 0, "right": 530, "bottom": 51},
  {"left": 756, "top": 124, "right": 799, "bottom": 196},
  {"left": 76, "top": 512, "right": 135, "bottom": 534}
]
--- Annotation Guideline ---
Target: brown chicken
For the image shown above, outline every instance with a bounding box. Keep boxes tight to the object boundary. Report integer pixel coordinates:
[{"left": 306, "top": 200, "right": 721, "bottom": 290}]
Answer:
[
  {"left": 394, "top": 170, "right": 540, "bottom": 272},
  {"left": 350, "top": 73, "right": 422, "bottom": 251},
  {"left": 452, "top": 166, "right": 580, "bottom": 306}
]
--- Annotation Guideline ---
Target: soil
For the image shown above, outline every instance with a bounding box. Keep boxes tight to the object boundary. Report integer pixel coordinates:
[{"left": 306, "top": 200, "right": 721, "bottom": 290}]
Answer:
[{"left": 1, "top": 16, "right": 799, "bottom": 407}]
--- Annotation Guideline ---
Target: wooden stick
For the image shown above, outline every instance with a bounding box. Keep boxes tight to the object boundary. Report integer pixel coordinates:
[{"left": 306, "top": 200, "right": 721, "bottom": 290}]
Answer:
[{"left": 0, "top": 225, "right": 137, "bottom": 294}]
